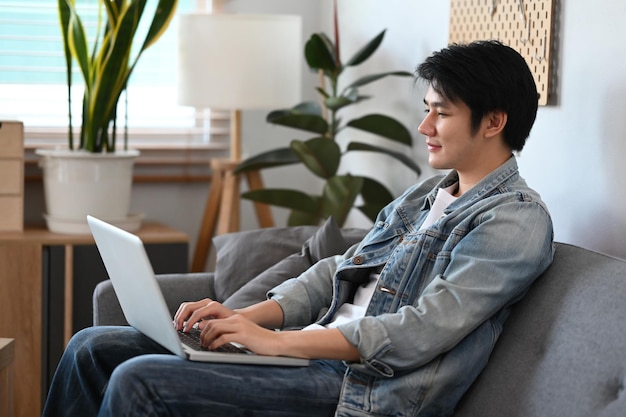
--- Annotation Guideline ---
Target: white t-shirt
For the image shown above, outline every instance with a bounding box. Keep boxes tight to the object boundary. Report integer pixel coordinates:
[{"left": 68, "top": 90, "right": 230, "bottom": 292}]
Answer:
[
  {"left": 304, "top": 184, "right": 458, "bottom": 331},
  {"left": 418, "top": 184, "right": 458, "bottom": 232}
]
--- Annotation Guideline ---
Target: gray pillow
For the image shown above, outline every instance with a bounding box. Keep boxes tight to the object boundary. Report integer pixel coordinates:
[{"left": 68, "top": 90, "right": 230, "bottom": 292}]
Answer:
[
  {"left": 212, "top": 224, "right": 320, "bottom": 302},
  {"left": 223, "top": 216, "right": 351, "bottom": 309},
  {"left": 216, "top": 217, "right": 352, "bottom": 308}
]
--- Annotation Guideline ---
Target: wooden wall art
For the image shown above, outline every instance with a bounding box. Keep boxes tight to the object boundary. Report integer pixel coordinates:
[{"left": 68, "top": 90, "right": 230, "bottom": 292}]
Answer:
[{"left": 449, "top": 0, "right": 555, "bottom": 105}]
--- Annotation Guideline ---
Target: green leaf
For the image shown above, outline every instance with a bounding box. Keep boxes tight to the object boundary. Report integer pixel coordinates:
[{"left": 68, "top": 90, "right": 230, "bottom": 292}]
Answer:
[
  {"left": 344, "top": 71, "right": 413, "bottom": 91},
  {"left": 357, "top": 203, "right": 381, "bottom": 223},
  {"left": 291, "top": 138, "right": 341, "bottom": 179},
  {"left": 234, "top": 148, "right": 300, "bottom": 174},
  {"left": 241, "top": 189, "right": 319, "bottom": 212},
  {"left": 344, "top": 29, "right": 385, "bottom": 67},
  {"left": 140, "top": 0, "right": 178, "bottom": 50},
  {"left": 304, "top": 33, "right": 338, "bottom": 73},
  {"left": 346, "top": 114, "right": 413, "bottom": 145},
  {"left": 84, "top": 0, "right": 144, "bottom": 150},
  {"left": 325, "top": 86, "right": 367, "bottom": 112},
  {"left": 356, "top": 177, "right": 393, "bottom": 222},
  {"left": 59, "top": 0, "right": 177, "bottom": 152},
  {"left": 292, "top": 101, "right": 324, "bottom": 115},
  {"left": 360, "top": 176, "right": 394, "bottom": 205},
  {"left": 325, "top": 95, "right": 356, "bottom": 112},
  {"left": 315, "top": 87, "right": 330, "bottom": 99},
  {"left": 66, "top": 7, "right": 90, "bottom": 91},
  {"left": 347, "top": 141, "right": 422, "bottom": 175},
  {"left": 58, "top": 0, "right": 74, "bottom": 148},
  {"left": 232, "top": 26, "right": 421, "bottom": 228},
  {"left": 321, "top": 175, "right": 364, "bottom": 226},
  {"left": 267, "top": 110, "right": 328, "bottom": 135},
  {"left": 89, "top": 3, "right": 142, "bottom": 150},
  {"left": 103, "top": 0, "right": 123, "bottom": 26},
  {"left": 287, "top": 210, "right": 322, "bottom": 226}
]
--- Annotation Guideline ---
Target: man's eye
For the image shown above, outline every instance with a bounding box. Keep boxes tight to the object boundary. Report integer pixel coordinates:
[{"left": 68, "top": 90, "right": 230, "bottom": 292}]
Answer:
[{"left": 424, "top": 108, "right": 447, "bottom": 117}]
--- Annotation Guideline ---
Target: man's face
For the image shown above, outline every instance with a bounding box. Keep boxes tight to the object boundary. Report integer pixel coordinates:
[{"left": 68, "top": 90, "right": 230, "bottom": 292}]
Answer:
[{"left": 418, "top": 86, "right": 484, "bottom": 172}]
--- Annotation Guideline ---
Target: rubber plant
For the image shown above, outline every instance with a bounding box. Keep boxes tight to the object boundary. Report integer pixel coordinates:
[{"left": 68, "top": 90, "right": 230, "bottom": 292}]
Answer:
[
  {"left": 235, "top": 17, "right": 420, "bottom": 226},
  {"left": 58, "top": 0, "right": 178, "bottom": 152}
]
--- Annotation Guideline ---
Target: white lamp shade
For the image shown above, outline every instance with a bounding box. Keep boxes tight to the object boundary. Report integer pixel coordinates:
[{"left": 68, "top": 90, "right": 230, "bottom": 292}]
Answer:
[{"left": 177, "top": 14, "right": 302, "bottom": 110}]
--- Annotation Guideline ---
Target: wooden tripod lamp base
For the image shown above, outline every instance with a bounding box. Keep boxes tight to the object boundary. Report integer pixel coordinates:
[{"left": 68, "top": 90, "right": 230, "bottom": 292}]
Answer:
[{"left": 191, "top": 158, "right": 274, "bottom": 272}]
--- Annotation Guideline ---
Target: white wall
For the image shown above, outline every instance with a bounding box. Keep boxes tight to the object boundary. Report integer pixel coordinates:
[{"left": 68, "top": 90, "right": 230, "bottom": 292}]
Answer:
[
  {"left": 340, "top": 0, "right": 626, "bottom": 260},
  {"left": 27, "top": 0, "right": 626, "bottom": 265},
  {"left": 518, "top": 0, "right": 626, "bottom": 259}
]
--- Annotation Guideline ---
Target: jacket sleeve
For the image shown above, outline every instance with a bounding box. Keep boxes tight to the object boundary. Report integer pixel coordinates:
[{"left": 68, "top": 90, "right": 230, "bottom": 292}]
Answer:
[
  {"left": 268, "top": 243, "right": 360, "bottom": 328},
  {"left": 336, "top": 199, "right": 554, "bottom": 375}
]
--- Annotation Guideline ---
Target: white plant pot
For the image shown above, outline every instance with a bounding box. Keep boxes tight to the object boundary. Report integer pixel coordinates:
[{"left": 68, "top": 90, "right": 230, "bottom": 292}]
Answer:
[{"left": 36, "top": 148, "right": 141, "bottom": 234}]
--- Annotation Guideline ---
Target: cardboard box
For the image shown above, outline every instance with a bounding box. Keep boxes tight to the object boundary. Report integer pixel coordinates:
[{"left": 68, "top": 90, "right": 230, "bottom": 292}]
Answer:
[
  {"left": 0, "top": 121, "right": 24, "bottom": 232},
  {"left": 0, "top": 160, "right": 23, "bottom": 194},
  {"left": 0, "top": 122, "right": 23, "bottom": 158},
  {"left": 0, "top": 196, "right": 22, "bottom": 231}
]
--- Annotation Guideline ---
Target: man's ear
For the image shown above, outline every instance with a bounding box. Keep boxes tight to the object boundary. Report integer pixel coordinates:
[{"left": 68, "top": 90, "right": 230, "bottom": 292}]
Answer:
[{"left": 483, "top": 110, "right": 507, "bottom": 138}]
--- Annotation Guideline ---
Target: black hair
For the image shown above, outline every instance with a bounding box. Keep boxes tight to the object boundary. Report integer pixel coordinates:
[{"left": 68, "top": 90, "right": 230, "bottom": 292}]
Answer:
[{"left": 416, "top": 40, "right": 538, "bottom": 152}]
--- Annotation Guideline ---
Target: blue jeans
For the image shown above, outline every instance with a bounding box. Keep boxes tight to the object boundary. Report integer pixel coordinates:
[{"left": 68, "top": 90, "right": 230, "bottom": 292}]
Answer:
[{"left": 42, "top": 326, "right": 347, "bottom": 417}]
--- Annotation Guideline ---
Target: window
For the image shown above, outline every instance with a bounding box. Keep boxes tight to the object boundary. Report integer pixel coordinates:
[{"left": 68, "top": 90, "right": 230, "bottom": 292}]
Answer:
[{"left": 0, "top": 0, "right": 229, "bottom": 154}]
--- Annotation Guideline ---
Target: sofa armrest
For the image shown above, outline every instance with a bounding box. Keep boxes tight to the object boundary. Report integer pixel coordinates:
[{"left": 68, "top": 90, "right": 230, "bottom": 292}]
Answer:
[{"left": 92, "top": 272, "right": 216, "bottom": 326}]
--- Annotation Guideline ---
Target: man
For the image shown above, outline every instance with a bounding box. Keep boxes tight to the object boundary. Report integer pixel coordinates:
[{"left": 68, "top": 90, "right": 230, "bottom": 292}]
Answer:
[{"left": 43, "top": 40, "right": 554, "bottom": 417}]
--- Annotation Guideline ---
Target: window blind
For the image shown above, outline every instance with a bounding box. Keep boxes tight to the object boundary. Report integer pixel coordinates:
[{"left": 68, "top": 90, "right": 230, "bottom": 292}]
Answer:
[{"left": 0, "top": 0, "right": 229, "bottom": 150}]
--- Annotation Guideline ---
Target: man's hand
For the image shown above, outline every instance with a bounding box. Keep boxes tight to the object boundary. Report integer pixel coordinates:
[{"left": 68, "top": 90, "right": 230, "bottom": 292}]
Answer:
[
  {"left": 198, "top": 313, "right": 283, "bottom": 355},
  {"left": 173, "top": 298, "right": 234, "bottom": 332},
  {"left": 173, "top": 298, "right": 361, "bottom": 361},
  {"left": 173, "top": 298, "right": 283, "bottom": 354},
  {"left": 198, "top": 313, "right": 361, "bottom": 361}
]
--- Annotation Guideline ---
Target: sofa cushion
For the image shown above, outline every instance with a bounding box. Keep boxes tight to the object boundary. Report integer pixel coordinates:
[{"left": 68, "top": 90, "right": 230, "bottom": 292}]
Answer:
[
  {"left": 221, "top": 216, "right": 355, "bottom": 309},
  {"left": 453, "top": 243, "right": 626, "bottom": 417},
  {"left": 213, "top": 217, "right": 366, "bottom": 306}
]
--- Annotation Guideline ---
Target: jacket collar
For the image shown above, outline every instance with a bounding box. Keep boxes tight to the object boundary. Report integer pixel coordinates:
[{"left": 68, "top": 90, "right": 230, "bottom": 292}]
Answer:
[{"left": 425, "top": 155, "right": 519, "bottom": 209}]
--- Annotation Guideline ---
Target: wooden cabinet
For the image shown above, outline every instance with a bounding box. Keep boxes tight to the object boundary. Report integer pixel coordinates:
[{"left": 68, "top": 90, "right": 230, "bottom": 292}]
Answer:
[
  {"left": 0, "top": 223, "right": 188, "bottom": 417},
  {"left": 0, "top": 338, "right": 15, "bottom": 417}
]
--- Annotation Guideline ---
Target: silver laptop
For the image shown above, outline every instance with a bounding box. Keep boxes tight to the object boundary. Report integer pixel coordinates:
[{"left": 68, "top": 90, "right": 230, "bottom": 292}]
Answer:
[{"left": 87, "top": 215, "right": 309, "bottom": 367}]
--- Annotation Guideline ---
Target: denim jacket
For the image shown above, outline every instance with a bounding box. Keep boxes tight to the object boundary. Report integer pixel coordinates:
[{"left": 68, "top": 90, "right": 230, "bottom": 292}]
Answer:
[{"left": 270, "top": 156, "right": 554, "bottom": 417}]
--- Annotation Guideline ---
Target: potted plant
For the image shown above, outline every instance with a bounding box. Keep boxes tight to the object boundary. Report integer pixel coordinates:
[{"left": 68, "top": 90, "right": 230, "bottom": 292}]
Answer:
[
  {"left": 235, "top": 27, "right": 421, "bottom": 227},
  {"left": 36, "top": 0, "right": 178, "bottom": 233}
]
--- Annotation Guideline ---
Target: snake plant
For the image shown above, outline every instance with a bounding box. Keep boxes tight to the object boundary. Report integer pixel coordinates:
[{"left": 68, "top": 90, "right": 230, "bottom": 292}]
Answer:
[
  {"left": 58, "top": 0, "right": 178, "bottom": 152},
  {"left": 235, "top": 29, "right": 421, "bottom": 227}
]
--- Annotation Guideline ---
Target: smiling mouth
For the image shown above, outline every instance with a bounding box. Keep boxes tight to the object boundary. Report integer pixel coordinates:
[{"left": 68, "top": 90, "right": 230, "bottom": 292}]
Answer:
[{"left": 427, "top": 142, "right": 441, "bottom": 151}]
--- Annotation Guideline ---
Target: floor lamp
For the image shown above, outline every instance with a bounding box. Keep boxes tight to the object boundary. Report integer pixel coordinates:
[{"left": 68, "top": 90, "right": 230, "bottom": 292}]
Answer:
[{"left": 177, "top": 13, "right": 302, "bottom": 272}]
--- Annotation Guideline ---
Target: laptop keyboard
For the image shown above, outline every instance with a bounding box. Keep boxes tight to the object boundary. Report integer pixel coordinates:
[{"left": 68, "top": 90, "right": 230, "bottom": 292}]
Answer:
[{"left": 178, "top": 328, "right": 250, "bottom": 354}]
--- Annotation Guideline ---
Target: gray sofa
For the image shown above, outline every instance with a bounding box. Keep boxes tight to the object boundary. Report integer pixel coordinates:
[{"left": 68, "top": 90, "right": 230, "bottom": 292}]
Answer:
[{"left": 93, "top": 221, "right": 626, "bottom": 417}]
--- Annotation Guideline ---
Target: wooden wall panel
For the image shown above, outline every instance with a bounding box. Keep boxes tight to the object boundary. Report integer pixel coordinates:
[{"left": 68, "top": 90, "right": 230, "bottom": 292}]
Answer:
[{"left": 449, "top": 0, "right": 555, "bottom": 105}]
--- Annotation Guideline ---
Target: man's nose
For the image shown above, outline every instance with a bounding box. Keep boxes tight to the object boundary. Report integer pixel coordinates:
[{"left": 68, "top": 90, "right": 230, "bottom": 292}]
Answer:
[{"left": 418, "top": 115, "right": 434, "bottom": 137}]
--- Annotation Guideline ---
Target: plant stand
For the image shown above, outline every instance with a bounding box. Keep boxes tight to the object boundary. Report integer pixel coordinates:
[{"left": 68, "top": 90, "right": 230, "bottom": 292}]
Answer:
[{"left": 191, "top": 158, "right": 274, "bottom": 272}]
